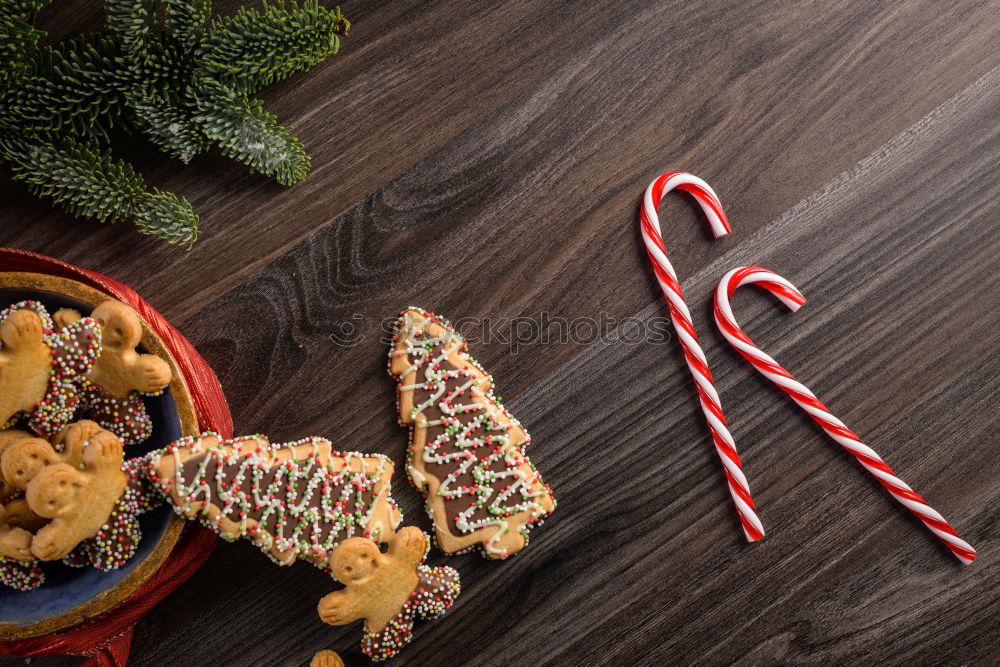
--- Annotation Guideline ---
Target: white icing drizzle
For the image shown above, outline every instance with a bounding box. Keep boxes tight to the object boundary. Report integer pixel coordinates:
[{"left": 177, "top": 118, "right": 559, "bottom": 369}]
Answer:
[{"left": 166, "top": 434, "right": 393, "bottom": 563}]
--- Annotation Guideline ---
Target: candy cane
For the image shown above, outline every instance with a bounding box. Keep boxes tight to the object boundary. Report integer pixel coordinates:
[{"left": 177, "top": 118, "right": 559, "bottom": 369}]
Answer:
[
  {"left": 713, "top": 266, "right": 977, "bottom": 564},
  {"left": 640, "top": 172, "right": 764, "bottom": 542}
]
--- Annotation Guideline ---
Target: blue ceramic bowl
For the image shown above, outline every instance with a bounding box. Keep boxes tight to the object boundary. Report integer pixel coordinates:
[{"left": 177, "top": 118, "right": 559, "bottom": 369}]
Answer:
[{"left": 0, "top": 273, "right": 196, "bottom": 639}]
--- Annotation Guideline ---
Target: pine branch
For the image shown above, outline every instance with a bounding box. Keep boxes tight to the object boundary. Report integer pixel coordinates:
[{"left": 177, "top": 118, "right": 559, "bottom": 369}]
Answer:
[
  {"left": 126, "top": 85, "right": 208, "bottom": 162},
  {"left": 107, "top": 0, "right": 208, "bottom": 160},
  {"left": 0, "top": 0, "right": 52, "bottom": 91},
  {"left": 105, "top": 0, "right": 156, "bottom": 71},
  {"left": 0, "top": 131, "right": 141, "bottom": 221},
  {"left": 191, "top": 76, "right": 309, "bottom": 185},
  {"left": 1, "top": 0, "right": 51, "bottom": 16},
  {"left": 1, "top": 36, "right": 127, "bottom": 139},
  {"left": 0, "top": 132, "right": 199, "bottom": 247},
  {"left": 134, "top": 189, "right": 200, "bottom": 247},
  {"left": 162, "top": 0, "right": 212, "bottom": 54},
  {"left": 0, "top": 0, "right": 350, "bottom": 247},
  {"left": 197, "top": 1, "right": 348, "bottom": 94}
]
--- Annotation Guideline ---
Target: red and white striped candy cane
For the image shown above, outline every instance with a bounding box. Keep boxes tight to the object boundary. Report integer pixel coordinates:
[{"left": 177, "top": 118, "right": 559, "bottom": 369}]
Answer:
[
  {"left": 640, "top": 172, "right": 764, "bottom": 542},
  {"left": 713, "top": 266, "right": 977, "bottom": 564}
]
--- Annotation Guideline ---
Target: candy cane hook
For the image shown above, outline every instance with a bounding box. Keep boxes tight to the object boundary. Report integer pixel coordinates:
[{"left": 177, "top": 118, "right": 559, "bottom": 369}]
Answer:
[
  {"left": 641, "top": 172, "right": 763, "bottom": 542},
  {"left": 713, "top": 266, "right": 976, "bottom": 564}
]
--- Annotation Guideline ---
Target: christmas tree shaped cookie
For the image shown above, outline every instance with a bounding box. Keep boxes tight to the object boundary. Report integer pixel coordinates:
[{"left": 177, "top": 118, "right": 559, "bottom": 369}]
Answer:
[
  {"left": 389, "top": 307, "right": 556, "bottom": 559},
  {"left": 149, "top": 433, "right": 458, "bottom": 660},
  {"left": 147, "top": 432, "right": 402, "bottom": 566}
]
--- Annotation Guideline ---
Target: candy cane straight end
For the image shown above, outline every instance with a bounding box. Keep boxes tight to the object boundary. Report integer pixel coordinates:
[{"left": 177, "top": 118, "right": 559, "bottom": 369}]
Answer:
[
  {"left": 641, "top": 172, "right": 761, "bottom": 543},
  {"left": 743, "top": 524, "right": 765, "bottom": 543},
  {"left": 714, "top": 266, "right": 977, "bottom": 566}
]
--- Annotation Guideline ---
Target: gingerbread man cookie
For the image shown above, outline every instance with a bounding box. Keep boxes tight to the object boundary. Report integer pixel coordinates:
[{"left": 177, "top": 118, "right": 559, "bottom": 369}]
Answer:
[
  {"left": 55, "top": 300, "right": 172, "bottom": 445},
  {"left": 148, "top": 432, "right": 402, "bottom": 567},
  {"left": 26, "top": 427, "right": 127, "bottom": 561},
  {"left": 0, "top": 429, "right": 64, "bottom": 561},
  {"left": 0, "top": 301, "right": 101, "bottom": 437},
  {"left": 0, "top": 422, "right": 159, "bottom": 588},
  {"left": 318, "top": 526, "right": 461, "bottom": 661},
  {"left": 61, "top": 455, "right": 161, "bottom": 571},
  {"left": 389, "top": 307, "right": 556, "bottom": 559}
]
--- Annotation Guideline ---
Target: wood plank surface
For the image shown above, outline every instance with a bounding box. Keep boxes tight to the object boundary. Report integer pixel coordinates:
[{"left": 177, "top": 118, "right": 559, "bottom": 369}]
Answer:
[{"left": 1, "top": 0, "right": 998, "bottom": 665}]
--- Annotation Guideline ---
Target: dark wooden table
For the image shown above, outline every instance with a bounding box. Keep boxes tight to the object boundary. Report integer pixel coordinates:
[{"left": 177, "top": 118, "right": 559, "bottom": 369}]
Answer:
[{"left": 2, "top": 0, "right": 998, "bottom": 665}]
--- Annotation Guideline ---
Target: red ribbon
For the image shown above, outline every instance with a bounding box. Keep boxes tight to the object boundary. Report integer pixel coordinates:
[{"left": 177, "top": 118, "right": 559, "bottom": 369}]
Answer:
[{"left": 0, "top": 248, "right": 230, "bottom": 665}]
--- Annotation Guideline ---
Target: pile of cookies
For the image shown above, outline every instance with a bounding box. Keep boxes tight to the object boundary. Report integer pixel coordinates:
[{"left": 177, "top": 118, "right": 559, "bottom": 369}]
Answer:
[
  {"left": 0, "top": 299, "right": 172, "bottom": 445},
  {"left": 0, "top": 298, "right": 174, "bottom": 590},
  {"left": 142, "top": 308, "right": 558, "bottom": 661},
  {"left": 145, "top": 432, "right": 462, "bottom": 660},
  {"left": 0, "top": 303, "right": 556, "bottom": 662}
]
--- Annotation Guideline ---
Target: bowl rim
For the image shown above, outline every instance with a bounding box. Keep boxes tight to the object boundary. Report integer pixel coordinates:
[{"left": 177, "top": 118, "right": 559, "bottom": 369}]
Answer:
[{"left": 0, "top": 271, "right": 198, "bottom": 640}]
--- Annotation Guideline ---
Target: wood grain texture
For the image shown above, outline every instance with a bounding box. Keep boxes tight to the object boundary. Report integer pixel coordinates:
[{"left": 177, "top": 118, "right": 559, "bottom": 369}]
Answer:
[{"left": 2, "top": 0, "right": 999, "bottom": 664}]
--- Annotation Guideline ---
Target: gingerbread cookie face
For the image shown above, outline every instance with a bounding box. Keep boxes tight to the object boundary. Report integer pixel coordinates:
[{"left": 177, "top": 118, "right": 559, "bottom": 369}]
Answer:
[
  {"left": 26, "top": 429, "right": 127, "bottom": 561},
  {"left": 0, "top": 430, "right": 37, "bottom": 500},
  {"left": 317, "top": 527, "right": 461, "bottom": 661},
  {"left": 0, "top": 420, "right": 100, "bottom": 493},
  {"left": 389, "top": 307, "right": 556, "bottom": 559},
  {"left": 1, "top": 436, "right": 60, "bottom": 492},
  {"left": 148, "top": 432, "right": 402, "bottom": 567}
]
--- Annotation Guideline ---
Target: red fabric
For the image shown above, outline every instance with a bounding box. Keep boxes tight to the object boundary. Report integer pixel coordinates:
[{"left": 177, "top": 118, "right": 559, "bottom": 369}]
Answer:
[{"left": 0, "top": 248, "right": 231, "bottom": 664}]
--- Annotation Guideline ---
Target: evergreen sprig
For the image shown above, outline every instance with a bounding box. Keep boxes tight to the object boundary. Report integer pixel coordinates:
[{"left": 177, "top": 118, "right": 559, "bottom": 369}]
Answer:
[
  {"left": 0, "top": 0, "right": 349, "bottom": 248},
  {"left": 0, "top": 0, "right": 49, "bottom": 90},
  {"left": 107, "top": 0, "right": 208, "bottom": 161},
  {"left": 192, "top": 76, "right": 309, "bottom": 185},
  {"left": 198, "top": 1, "right": 348, "bottom": 94},
  {"left": 0, "top": 132, "right": 199, "bottom": 247},
  {"left": 163, "top": 0, "right": 213, "bottom": 52},
  {"left": 3, "top": 35, "right": 127, "bottom": 139}
]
